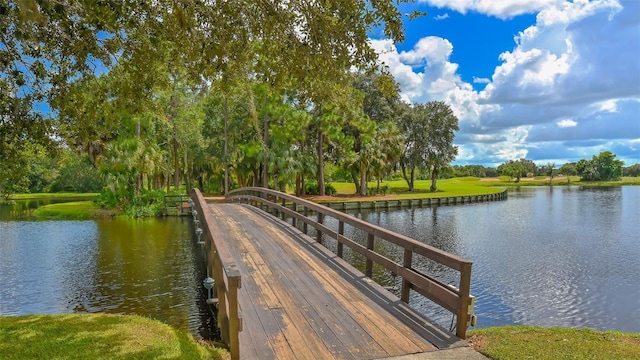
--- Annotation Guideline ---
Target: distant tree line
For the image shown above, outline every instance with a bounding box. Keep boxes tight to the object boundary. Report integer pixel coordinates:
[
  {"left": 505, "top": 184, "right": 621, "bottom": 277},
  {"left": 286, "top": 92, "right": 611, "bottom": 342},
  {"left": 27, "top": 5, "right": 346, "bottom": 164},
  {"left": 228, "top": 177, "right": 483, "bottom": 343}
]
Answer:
[{"left": 491, "top": 151, "right": 633, "bottom": 183}]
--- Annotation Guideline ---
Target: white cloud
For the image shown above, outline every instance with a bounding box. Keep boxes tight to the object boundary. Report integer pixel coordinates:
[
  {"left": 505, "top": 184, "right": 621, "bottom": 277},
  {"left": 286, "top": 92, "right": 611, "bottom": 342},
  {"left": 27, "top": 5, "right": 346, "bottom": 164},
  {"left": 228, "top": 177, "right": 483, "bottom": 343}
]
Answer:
[
  {"left": 421, "top": 0, "right": 563, "bottom": 19},
  {"left": 473, "top": 76, "right": 490, "bottom": 84},
  {"left": 374, "top": 0, "right": 640, "bottom": 166},
  {"left": 434, "top": 13, "right": 450, "bottom": 20},
  {"left": 557, "top": 119, "right": 577, "bottom": 128}
]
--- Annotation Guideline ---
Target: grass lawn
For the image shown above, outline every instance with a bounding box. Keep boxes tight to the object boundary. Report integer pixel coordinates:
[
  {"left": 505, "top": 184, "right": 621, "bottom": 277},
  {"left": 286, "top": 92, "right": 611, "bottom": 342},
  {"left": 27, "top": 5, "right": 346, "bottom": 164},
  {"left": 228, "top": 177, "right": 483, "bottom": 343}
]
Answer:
[
  {"left": 9, "top": 192, "right": 98, "bottom": 200},
  {"left": 32, "top": 201, "right": 104, "bottom": 220},
  {"left": 0, "top": 314, "right": 226, "bottom": 360},
  {"left": 325, "top": 176, "right": 640, "bottom": 202},
  {"left": 469, "top": 326, "right": 640, "bottom": 360},
  {"left": 329, "top": 177, "right": 504, "bottom": 200}
]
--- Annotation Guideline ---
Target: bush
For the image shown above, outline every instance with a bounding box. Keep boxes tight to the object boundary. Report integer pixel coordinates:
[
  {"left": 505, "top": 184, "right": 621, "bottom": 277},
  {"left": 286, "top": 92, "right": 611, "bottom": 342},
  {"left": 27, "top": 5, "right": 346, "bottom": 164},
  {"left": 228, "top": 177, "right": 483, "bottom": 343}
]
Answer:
[{"left": 305, "top": 182, "right": 336, "bottom": 195}]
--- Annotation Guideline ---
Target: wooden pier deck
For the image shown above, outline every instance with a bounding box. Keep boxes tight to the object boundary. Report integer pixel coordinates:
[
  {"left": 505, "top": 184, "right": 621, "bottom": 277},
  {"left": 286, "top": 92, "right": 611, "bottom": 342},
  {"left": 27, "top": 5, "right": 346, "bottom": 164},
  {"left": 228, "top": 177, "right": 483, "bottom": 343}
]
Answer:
[{"left": 206, "top": 203, "right": 466, "bottom": 359}]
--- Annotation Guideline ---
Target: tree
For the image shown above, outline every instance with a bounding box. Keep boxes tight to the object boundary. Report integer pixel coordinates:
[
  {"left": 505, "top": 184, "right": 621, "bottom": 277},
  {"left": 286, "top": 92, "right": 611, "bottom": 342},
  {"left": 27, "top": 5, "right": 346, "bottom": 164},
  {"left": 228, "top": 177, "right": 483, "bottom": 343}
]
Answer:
[
  {"left": 624, "top": 164, "right": 640, "bottom": 177},
  {"left": 559, "top": 163, "right": 577, "bottom": 184},
  {"left": 1, "top": 0, "right": 410, "bottom": 176},
  {"left": 544, "top": 162, "right": 556, "bottom": 185},
  {"left": 398, "top": 101, "right": 459, "bottom": 192},
  {"left": 576, "top": 151, "right": 624, "bottom": 181},
  {"left": 498, "top": 160, "right": 526, "bottom": 182},
  {"left": 346, "top": 72, "right": 404, "bottom": 196}
]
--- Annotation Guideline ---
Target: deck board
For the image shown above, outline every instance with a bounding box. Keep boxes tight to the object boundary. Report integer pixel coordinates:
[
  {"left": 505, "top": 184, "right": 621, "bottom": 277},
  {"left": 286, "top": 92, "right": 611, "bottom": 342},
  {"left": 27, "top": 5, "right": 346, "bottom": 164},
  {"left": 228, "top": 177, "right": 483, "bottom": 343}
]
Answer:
[{"left": 207, "top": 203, "right": 465, "bottom": 360}]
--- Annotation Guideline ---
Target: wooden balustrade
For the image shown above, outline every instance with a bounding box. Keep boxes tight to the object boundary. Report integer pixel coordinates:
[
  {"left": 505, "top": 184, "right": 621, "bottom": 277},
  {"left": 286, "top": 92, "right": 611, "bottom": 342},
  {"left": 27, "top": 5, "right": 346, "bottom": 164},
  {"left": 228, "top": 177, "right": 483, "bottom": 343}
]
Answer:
[
  {"left": 226, "top": 187, "right": 475, "bottom": 339},
  {"left": 191, "top": 189, "right": 242, "bottom": 360}
]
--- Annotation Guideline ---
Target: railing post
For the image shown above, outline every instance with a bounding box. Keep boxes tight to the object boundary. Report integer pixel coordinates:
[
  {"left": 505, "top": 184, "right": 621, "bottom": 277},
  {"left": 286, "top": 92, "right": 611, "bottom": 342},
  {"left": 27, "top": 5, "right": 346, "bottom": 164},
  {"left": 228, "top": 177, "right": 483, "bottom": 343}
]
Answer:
[
  {"left": 337, "top": 221, "right": 344, "bottom": 258},
  {"left": 228, "top": 278, "right": 241, "bottom": 360},
  {"left": 401, "top": 249, "right": 412, "bottom": 303},
  {"left": 456, "top": 262, "right": 472, "bottom": 339},
  {"left": 281, "top": 198, "right": 286, "bottom": 221},
  {"left": 317, "top": 212, "right": 324, "bottom": 245},
  {"left": 303, "top": 207, "right": 308, "bottom": 234},
  {"left": 365, "top": 233, "right": 374, "bottom": 278}
]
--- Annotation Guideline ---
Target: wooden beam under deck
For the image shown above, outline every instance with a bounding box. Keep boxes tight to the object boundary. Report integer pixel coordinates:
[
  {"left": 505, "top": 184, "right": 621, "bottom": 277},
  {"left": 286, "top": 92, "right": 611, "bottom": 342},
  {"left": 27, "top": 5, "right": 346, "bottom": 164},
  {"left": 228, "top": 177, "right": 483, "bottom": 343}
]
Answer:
[{"left": 206, "top": 203, "right": 466, "bottom": 360}]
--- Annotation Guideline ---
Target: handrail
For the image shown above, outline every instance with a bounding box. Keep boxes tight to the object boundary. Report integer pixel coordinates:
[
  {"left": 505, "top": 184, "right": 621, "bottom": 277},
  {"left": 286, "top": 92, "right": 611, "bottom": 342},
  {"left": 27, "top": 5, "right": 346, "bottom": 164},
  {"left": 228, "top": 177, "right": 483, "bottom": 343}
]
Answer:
[
  {"left": 191, "top": 189, "right": 242, "bottom": 360},
  {"left": 226, "top": 187, "right": 474, "bottom": 339}
]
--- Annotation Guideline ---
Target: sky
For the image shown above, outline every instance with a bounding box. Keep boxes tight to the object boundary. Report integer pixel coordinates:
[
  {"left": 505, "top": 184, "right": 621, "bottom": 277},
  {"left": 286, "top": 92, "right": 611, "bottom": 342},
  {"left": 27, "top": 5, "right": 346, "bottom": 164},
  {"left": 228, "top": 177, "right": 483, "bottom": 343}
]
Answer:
[{"left": 369, "top": 0, "right": 640, "bottom": 167}]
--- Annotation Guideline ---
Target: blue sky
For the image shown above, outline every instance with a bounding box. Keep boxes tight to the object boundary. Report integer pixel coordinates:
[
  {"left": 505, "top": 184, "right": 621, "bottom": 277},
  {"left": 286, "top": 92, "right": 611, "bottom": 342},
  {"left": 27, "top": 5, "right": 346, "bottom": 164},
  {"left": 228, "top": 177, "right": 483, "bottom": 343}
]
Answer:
[{"left": 370, "top": 0, "right": 640, "bottom": 167}]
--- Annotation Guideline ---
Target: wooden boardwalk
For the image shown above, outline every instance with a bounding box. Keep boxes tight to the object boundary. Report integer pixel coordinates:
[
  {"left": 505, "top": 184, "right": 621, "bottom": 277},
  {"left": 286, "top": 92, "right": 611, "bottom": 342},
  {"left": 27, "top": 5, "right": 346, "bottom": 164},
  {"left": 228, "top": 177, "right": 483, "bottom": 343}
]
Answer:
[{"left": 206, "top": 203, "right": 466, "bottom": 360}]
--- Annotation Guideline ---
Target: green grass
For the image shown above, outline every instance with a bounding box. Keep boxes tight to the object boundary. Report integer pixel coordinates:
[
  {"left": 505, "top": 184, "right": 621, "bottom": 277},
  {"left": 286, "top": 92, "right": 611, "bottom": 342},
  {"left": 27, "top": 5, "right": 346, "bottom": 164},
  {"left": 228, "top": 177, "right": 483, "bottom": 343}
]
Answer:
[
  {"left": 469, "top": 326, "right": 640, "bottom": 360},
  {"left": 9, "top": 192, "right": 98, "bottom": 200},
  {"left": 0, "top": 314, "right": 226, "bottom": 360},
  {"left": 33, "top": 201, "right": 100, "bottom": 220},
  {"left": 329, "top": 178, "right": 504, "bottom": 199}
]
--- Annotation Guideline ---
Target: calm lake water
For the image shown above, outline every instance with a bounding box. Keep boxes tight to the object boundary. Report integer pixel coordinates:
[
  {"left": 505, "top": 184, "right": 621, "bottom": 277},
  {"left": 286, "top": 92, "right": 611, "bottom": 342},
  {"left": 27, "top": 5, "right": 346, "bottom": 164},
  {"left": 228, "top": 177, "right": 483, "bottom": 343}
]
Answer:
[
  {"left": 1, "top": 187, "right": 639, "bottom": 336},
  {"left": 0, "top": 205, "right": 214, "bottom": 338},
  {"left": 333, "top": 186, "right": 640, "bottom": 333}
]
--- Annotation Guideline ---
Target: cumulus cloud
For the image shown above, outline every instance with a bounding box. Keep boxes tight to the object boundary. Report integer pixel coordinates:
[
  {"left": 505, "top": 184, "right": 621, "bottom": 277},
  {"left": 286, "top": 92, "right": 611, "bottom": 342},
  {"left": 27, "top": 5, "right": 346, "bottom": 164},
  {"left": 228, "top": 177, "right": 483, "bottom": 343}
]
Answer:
[
  {"left": 473, "top": 77, "right": 491, "bottom": 84},
  {"left": 557, "top": 119, "right": 577, "bottom": 128},
  {"left": 374, "top": 0, "right": 640, "bottom": 165},
  {"left": 420, "top": 0, "right": 563, "bottom": 19},
  {"left": 434, "top": 13, "right": 450, "bottom": 20}
]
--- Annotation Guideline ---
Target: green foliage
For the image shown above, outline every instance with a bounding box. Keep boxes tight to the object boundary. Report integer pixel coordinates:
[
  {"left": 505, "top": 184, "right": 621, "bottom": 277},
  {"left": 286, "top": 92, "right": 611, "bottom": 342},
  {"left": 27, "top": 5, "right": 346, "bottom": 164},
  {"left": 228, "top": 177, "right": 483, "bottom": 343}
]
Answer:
[
  {"left": 576, "top": 151, "right": 624, "bottom": 181},
  {"left": 624, "top": 163, "right": 640, "bottom": 176},
  {"left": 51, "top": 153, "right": 105, "bottom": 192},
  {"left": 305, "top": 182, "right": 336, "bottom": 196},
  {"left": 497, "top": 158, "right": 537, "bottom": 180},
  {"left": 398, "top": 101, "right": 459, "bottom": 191},
  {"left": 451, "top": 164, "right": 495, "bottom": 178}
]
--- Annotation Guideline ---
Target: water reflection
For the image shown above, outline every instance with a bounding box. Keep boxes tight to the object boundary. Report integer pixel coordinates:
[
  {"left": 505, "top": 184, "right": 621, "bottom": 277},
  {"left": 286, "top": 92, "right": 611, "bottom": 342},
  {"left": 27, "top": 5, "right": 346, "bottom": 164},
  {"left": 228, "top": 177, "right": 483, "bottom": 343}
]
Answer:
[
  {"left": 343, "top": 186, "right": 640, "bottom": 332},
  {"left": 0, "top": 214, "right": 213, "bottom": 338}
]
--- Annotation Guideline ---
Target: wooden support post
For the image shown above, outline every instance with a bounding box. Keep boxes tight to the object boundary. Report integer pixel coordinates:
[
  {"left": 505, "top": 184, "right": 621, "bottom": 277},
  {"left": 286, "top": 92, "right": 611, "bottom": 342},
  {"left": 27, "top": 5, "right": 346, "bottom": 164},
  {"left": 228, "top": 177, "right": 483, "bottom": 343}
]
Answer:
[
  {"left": 228, "top": 278, "right": 241, "bottom": 360},
  {"left": 281, "top": 198, "right": 286, "bottom": 221},
  {"left": 365, "top": 233, "right": 374, "bottom": 278},
  {"left": 401, "top": 249, "right": 412, "bottom": 303},
  {"left": 337, "top": 221, "right": 344, "bottom": 258},
  {"left": 456, "top": 262, "right": 472, "bottom": 339},
  {"left": 317, "top": 213, "right": 324, "bottom": 245},
  {"left": 303, "top": 207, "right": 308, "bottom": 234}
]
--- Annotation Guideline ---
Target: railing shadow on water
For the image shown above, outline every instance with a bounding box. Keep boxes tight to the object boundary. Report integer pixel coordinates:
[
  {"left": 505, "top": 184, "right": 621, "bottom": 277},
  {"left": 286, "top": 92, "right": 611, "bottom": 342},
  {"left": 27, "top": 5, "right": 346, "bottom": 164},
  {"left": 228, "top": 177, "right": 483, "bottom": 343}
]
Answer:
[{"left": 225, "top": 187, "right": 476, "bottom": 340}]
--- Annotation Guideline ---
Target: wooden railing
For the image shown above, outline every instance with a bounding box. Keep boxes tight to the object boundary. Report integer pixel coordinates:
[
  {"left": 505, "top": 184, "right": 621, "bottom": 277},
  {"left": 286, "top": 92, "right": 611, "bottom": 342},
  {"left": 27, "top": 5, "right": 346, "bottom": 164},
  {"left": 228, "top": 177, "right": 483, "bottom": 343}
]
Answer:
[
  {"left": 163, "top": 194, "right": 191, "bottom": 216},
  {"left": 227, "top": 187, "right": 475, "bottom": 339},
  {"left": 191, "top": 189, "right": 242, "bottom": 360}
]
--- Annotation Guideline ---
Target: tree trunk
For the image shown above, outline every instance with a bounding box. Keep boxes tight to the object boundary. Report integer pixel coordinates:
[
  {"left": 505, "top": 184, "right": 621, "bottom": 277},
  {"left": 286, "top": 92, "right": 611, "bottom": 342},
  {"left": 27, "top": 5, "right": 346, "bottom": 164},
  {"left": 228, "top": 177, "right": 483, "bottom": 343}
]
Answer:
[
  {"left": 224, "top": 94, "right": 229, "bottom": 195},
  {"left": 135, "top": 121, "right": 141, "bottom": 198},
  {"left": 184, "top": 152, "right": 190, "bottom": 194},
  {"left": 400, "top": 159, "right": 414, "bottom": 191},
  {"left": 173, "top": 133, "right": 180, "bottom": 190},
  {"left": 317, "top": 130, "right": 325, "bottom": 196},
  {"left": 430, "top": 167, "right": 438, "bottom": 192},
  {"left": 262, "top": 114, "right": 269, "bottom": 188},
  {"left": 409, "top": 166, "right": 415, "bottom": 192},
  {"left": 351, "top": 170, "right": 361, "bottom": 195},
  {"left": 359, "top": 163, "right": 367, "bottom": 196}
]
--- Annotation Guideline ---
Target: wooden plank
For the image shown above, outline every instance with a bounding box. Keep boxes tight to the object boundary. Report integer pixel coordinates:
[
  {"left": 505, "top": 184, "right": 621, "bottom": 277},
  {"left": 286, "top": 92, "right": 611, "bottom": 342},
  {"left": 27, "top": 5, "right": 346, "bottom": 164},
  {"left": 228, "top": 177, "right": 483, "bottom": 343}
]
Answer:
[
  {"left": 233, "top": 206, "right": 383, "bottom": 359},
  {"left": 246, "top": 209, "right": 433, "bottom": 356}
]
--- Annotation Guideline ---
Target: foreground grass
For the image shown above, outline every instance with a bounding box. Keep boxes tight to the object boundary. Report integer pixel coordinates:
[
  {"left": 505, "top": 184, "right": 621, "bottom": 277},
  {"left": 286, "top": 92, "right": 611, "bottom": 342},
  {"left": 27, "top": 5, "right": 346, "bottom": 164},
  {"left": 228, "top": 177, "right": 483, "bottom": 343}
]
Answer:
[
  {"left": 32, "top": 201, "right": 102, "bottom": 220},
  {"left": 468, "top": 326, "right": 640, "bottom": 360},
  {"left": 0, "top": 314, "right": 226, "bottom": 360}
]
